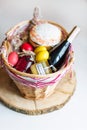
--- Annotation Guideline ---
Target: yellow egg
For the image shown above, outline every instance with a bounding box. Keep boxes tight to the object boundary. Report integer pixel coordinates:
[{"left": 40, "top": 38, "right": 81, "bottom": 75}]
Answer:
[
  {"left": 36, "top": 50, "right": 49, "bottom": 62},
  {"left": 34, "top": 46, "right": 47, "bottom": 54}
]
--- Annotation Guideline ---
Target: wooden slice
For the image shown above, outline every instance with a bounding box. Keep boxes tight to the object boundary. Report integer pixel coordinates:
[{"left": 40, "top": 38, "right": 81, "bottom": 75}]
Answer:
[{"left": 0, "top": 68, "right": 76, "bottom": 115}]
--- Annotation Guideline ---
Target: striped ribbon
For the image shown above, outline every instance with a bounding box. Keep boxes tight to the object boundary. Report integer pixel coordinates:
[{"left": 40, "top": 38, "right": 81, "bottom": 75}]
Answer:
[{"left": 6, "top": 63, "right": 72, "bottom": 88}]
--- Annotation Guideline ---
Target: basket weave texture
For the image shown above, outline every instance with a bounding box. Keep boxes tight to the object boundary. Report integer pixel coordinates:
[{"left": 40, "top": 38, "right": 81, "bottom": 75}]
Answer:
[{"left": 1, "top": 21, "right": 74, "bottom": 99}]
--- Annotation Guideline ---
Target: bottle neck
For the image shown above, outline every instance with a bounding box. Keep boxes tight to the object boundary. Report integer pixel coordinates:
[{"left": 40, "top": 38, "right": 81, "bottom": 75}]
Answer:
[
  {"left": 67, "top": 26, "right": 80, "bottom": 43},
  {"left": 49, "top": 26, "right": 80, "bottom": 53}
]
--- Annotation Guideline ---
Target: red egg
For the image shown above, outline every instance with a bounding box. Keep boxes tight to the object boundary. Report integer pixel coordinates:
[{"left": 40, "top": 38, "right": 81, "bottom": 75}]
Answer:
[
  {"left": 8, "top": 51, "right": 19, "bottom": 66},
  {"left": 21, "top": 42, "right": 33, "bottom": 51}
]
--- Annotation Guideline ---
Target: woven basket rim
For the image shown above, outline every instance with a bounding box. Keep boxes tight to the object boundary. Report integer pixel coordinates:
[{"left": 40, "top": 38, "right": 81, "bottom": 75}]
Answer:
[
  {"left": 6, "top": 20, "right": 67, "bottom": 36},
  {"left": 2, "top": 20, "right": 74, "bottom": 78}
]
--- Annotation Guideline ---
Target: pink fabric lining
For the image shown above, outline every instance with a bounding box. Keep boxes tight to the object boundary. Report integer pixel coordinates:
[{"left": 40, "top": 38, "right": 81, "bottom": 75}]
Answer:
[{"left": 6, "top": 63, "right": 72, "bottom": 88}]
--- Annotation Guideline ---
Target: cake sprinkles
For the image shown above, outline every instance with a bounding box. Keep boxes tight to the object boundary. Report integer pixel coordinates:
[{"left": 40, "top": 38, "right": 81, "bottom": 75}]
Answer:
[{"left": 30, "top": 23, "right": 62, "bottom": 46}]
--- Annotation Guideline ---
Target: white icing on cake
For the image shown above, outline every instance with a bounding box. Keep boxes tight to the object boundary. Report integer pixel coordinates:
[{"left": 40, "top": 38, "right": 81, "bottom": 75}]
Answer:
[{"left": 30, "top": 23, "right": 62, "bottom": 46}]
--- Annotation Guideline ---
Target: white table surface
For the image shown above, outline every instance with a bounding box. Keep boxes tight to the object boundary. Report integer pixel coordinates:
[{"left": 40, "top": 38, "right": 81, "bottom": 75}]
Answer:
[{"left": 0, "top": 0, "right": 87, "bottom": 130}]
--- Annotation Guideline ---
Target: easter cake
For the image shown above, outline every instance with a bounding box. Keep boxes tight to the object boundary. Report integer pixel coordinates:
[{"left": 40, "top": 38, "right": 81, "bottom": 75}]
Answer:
[{"left": 29, "top": 22, "right": 62, "bottom": 48}]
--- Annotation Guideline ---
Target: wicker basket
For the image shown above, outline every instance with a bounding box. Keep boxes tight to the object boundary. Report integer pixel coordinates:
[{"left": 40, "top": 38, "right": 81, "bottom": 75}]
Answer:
[{"left": 1, "top": 20, "right": 74, "bottom": 100}]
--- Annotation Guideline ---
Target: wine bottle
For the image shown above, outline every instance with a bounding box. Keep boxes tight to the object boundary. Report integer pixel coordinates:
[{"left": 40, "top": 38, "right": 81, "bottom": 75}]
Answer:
[{"left": 48, "top": 26, "right": 80, "bottom": 70}]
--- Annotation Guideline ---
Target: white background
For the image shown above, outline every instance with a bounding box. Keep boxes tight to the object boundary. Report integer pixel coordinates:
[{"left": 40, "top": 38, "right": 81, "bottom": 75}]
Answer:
[{"left": 0, "top": 0, "right": 87, "bottom": 130}]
